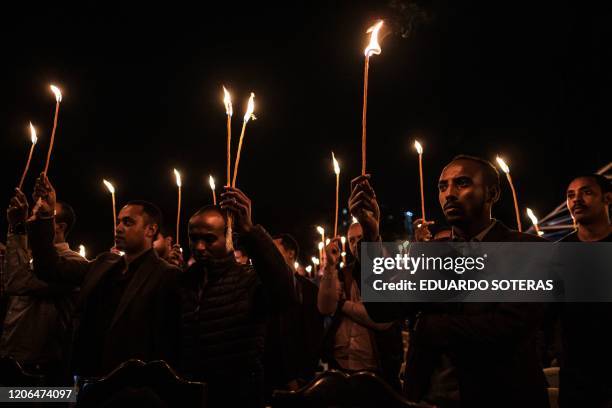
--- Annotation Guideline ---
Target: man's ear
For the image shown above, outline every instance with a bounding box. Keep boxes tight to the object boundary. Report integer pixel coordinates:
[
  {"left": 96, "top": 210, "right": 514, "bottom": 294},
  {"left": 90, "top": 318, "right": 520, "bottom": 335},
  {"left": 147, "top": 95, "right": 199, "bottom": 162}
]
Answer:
[
  {"left": 146, "top": 224, "right": 159, "bottom": 239},
  {"left": 488, "top": 185, "right": 501, "bottom": 204},
  {"left": 56, "top": 221, "right": 68, "bottom": 235}
]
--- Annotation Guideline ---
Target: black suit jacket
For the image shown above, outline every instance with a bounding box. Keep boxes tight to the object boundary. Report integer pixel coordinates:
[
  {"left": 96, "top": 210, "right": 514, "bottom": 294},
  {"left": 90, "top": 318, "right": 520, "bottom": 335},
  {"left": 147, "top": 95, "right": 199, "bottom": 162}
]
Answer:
[
  {"left": 27, "top": 218, "right": 181, "bottom": 376},
  {"left": 365, "top": 221, "right": 549, "bottom": 407}
]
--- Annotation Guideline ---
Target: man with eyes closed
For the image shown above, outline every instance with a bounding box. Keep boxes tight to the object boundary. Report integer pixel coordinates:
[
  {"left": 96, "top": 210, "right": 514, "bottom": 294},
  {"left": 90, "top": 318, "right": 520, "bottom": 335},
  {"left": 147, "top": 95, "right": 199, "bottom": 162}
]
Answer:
[{"left": 178, "top": 186, "right": 294, "bottom": 408}]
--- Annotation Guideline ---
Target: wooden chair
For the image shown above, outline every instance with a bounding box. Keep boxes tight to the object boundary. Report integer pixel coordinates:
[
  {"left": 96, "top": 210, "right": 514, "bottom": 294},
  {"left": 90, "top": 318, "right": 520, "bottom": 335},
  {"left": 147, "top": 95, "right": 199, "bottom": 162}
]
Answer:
[
  {"left": 272, "top": 369, "right": 434, "bottom": 408},
  {"left": 76, "top": 359, "right": 206, "bottom": 408},
  {"left": 0, "top": 357, "right": 44, "bottom": 386}
]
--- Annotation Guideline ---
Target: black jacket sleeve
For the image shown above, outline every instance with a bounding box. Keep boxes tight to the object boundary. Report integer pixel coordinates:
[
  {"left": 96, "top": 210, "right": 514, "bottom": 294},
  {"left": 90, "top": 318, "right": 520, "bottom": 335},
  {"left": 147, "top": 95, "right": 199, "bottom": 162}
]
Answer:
[
  {"left": 240, "top": 225, "right": 295, "bottom": 312},
  {"left": 26, "top": 217, "right": 89, "bottom": 286}
]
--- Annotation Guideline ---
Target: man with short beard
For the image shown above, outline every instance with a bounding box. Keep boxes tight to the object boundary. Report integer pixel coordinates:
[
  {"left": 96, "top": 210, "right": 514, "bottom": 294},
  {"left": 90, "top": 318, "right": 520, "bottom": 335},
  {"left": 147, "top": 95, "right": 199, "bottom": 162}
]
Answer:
[
  {"left": 558, "top": 174, "right": 612, "bottom": 407},
  {"left": 360, "top": 155, "right": 549, "bottom": 408},
  {"left": 178, "top": 189, "right": 294, "bottom": 408},
  {"left": 27, "top": 174, "right": 180, "bottom": 377}
]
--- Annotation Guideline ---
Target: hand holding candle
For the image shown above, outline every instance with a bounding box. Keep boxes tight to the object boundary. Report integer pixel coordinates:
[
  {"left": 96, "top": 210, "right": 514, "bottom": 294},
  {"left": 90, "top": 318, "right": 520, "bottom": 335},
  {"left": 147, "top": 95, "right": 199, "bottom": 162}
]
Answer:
[
  {"left": 361, "top": 20, "right": 383, "bottom": 175},
  {"left": 18, "top": 123, "right": 38, "bottom": 190},
  {"left": 44, "top": 85, "right": 63, "bottom": 175},
  {"left": 414, "top": 140, "right": 426, "bottom": 222},
  {"left": 496, "top": 156, "right": 522, "bottom": 232}
]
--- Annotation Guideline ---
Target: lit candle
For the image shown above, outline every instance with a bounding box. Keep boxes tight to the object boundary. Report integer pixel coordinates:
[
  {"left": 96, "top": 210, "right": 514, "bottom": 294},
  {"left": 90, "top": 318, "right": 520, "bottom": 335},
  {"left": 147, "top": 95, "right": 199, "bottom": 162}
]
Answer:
[
  {"left": 305, "top": 265, "right": 313, "bottom": 278},
  {"left": 78, "top": 244, "right": 87, "bottom": 259},
  {"left": 209, "top": 175, "right": 217, "bottom": 205},
  {"left": 18, "top": 122, "right": 38, "bottom": 190},
  {"left": 526, "top": 208, "right": 542, "bottom": 236},
  {"left": 361, "top": 20, "right": 383, "bottom": 175},
  {"left": 341, "top": 236, "right": 347, "bottom": 263},
  {"left": 294, "top": 261, "right": 300, "bottom": 271},
  {"left": 332, "top": 152, "right": 340, "bottom": 237},
  {"left": 316, "top": 226, "right": 325, "bottom": 246},
  {"left": 223, "top": 86, "right": 233, "bottom": 187},
  {"left": 102, "top": 179, "right": 117, "bottom": 245},
  {"left": 232, "top": 92, "right": 256, "bottom": 188},
  {"left": 496, "top": 156, "right": 522, "bottom": 232},
  {"left": 352, "top": 216, "right": 359, "bottom": 224},
  {"left": 325, "top": 238, "right": 331, "bottom": 246},
  {"left": 43, "top": 85, "right": 63, "bottom": 175},
  {"left": 174, "top": 169, "right": 182, "bottom": 245},
  {"left": 318, "top": 241, "right": 324, "bottom": 265},
  {"left": 414, "top": 140, "right": 427, "bottom": 222}
]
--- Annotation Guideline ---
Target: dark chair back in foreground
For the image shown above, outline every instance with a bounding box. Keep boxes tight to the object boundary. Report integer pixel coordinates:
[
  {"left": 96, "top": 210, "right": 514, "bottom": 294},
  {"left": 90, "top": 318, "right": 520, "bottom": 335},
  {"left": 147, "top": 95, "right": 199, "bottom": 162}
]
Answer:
[
  {"left": 76, "top": 360, "right": 206, "bottom": 408},
  {"left": 272, "top": 370, "right": 434, "bottom": 408},
  {"left": 0, "top": 357, "right": 44, "bottom": 387}
]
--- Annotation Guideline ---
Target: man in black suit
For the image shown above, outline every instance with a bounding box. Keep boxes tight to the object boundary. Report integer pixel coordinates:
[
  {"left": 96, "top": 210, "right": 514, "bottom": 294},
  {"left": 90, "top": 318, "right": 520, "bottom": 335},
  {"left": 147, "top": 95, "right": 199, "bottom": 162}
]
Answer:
[
  {"left": 357, "top": 156, "right": 549, "bottom": 408},
  {"left": 27, "top": 174, "right": 181, "bottom": 378}
]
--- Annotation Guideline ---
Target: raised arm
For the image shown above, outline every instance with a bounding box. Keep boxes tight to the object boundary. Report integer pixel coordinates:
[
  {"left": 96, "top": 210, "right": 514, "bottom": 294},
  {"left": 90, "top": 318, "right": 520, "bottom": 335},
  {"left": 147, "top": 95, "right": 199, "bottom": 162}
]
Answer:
[
  {"left": 26, "top": 174, "right": 89, "bottom": 285},
  {"left": 220, "top": 186, "right": 294, "bottom": 311}
]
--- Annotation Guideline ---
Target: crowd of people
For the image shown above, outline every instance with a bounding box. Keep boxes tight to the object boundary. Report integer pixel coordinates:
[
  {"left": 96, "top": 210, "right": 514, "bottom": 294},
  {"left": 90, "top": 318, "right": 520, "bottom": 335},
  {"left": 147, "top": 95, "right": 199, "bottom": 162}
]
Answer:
[{"left": 0, "top": 154, "right": 610, "bottom": 408}]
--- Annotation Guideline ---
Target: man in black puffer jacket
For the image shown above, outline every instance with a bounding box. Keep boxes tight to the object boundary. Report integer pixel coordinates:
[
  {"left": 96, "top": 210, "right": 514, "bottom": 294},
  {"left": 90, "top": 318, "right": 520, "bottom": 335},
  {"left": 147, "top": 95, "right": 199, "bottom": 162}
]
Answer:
[{"left": 178, "top": 187, "right": 294, "bottom": 408}]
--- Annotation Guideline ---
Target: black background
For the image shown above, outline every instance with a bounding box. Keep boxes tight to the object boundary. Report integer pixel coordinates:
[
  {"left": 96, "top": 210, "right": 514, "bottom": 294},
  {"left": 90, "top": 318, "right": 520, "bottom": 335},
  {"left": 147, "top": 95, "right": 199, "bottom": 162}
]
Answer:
[{"left": 1, "top": 1, "right": 609, "bottom": 263}]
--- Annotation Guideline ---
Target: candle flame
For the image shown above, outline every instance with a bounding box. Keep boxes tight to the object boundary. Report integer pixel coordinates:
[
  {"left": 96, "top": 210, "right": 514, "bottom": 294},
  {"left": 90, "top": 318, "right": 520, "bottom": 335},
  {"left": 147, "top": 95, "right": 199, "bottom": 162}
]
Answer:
[
  {"left": 312, "top": 257, "right": 320, "bottom": 266},
  {"left": 316, "top": 226, "right": 325, "bottom": 235},
  {"left": 222, "top": 86, "right": 233, "bottom": 117},
  {"left": 341, "top": 236, "right": 346, "bottom": 244},
  {"left": 340, "top": 262, "right": 345, "bottom": 269},
  {"left": 305, "top": 265, "right": 312, "bottom": 273},
  {"left": 103, "top": 179, "right": 115, "bottom": 194},
  {"left": 79, "top": 244, "right": 86, "bottom": 258},
  {"left": 526, "top": 208, "right": 539, "bottom": 227},
  {"left": 243, "top": 92, "right": 256, "bottom": 123},
  {"left": 50, "top": 85, "right": 62, "bottom": 102},
  {"left": 294, "top": 261, "right": 300, "bottom": 270},
  {"left": 352, "top": 216, "right": 359, "bottom": 224},
  {"left": 325, "top": 238, "right": 330, "bottom": 245},
  {"left": 209, "top": 175, "right": 216, "bottom": 190},
  {"left": 332, "top": 152, "right": 340, "bottom": 175},
  {"left": 496, "top": 156, "right": 510, "bottom": 174},
  {"left": 318, "top": 242, "right": 324, "bottom": 250},
  {"left": 364, "top": 20, "right": 384, "bottom": 57},
  {"left": 29, "top": 122, "right": 37, "bottom": 144},
  {"left": 414, "top": 140, "right": 423, "bottom": 155},
  {"left": 341, "top": 251, "right": 346, "bottom": 258},
  {"left": 174, "top": 169, "right": 182, "bottom": 187}
]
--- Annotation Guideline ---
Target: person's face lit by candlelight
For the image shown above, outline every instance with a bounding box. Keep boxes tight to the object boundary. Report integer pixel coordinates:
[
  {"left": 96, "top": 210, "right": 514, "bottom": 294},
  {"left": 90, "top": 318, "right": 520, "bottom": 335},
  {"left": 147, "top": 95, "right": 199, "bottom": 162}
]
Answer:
[
  {"left": 188, "top": 208, "right": 230, "bottom": 262},
  {"left": 438, "top": 158, "right": 500, "bottom": 229},
  {"left": 115, "top": 204, "right": 159, "bottom": 254},
  {"left": 347, "top": 222, "right": 363, "bottom": 258},
  {"left": 153, "top": 229, "right": 173, "bottom": 259},
  {"left": 567, "top": 176, "right": 611, "bottom": 225}
]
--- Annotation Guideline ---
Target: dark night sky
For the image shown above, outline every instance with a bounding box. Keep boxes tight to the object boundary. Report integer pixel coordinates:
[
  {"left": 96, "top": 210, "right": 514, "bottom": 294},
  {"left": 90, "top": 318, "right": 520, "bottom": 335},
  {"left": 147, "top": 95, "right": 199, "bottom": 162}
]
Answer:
[{"left": 1, "top": 1, "right": 610, "bottom": 262}]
